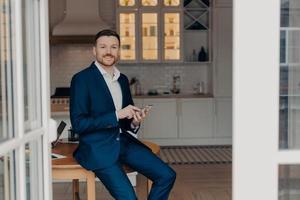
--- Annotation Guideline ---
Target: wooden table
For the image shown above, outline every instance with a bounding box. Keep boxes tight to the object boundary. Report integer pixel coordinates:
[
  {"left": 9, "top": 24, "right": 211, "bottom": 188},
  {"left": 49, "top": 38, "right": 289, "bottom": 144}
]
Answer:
[{"left": 52, "top": 140, "right": 160, "bottom": 200}]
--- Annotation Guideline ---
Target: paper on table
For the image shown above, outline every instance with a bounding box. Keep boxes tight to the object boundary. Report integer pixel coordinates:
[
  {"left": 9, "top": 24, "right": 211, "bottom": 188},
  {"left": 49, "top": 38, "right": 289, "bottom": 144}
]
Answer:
[{"left": 51, "top": 153, "right": 66, "bottom": 160}]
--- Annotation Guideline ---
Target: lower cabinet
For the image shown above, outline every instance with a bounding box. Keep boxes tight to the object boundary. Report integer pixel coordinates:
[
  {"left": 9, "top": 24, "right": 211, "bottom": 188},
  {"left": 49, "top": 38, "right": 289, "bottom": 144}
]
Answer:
[
  {"left": 215, "top": 98, "right": 232, "bottom": 139},
  {"left": 141, "top": 98, "right": 178, "bottom": 139},
  {"left": 178, "top": 98, "right": 214, "bottom": 138},
  {"left": 135, "top": 98, "right": 222, "bottom": 145}
]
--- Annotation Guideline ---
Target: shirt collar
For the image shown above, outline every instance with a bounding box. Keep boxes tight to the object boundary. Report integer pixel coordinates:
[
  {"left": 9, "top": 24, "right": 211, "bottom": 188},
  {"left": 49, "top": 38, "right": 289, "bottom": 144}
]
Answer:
[{"left": 94, "top": 61, "right": 120, "bottom": 81}]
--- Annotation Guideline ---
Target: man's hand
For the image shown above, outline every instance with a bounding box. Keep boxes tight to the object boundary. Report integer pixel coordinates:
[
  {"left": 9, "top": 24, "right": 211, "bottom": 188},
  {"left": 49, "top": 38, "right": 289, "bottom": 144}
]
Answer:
[
  {"left": 132, "top": 108, "right": 149, "bottom": 127},
  {"left": 117, "top": 105, "right": 141, "bottom": 119}
]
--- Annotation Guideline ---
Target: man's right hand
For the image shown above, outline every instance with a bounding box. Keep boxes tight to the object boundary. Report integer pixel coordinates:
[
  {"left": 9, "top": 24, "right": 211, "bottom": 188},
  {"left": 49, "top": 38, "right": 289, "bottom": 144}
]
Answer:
[{"left": 117, "top": 105, "right": 141, "bottom": 119}]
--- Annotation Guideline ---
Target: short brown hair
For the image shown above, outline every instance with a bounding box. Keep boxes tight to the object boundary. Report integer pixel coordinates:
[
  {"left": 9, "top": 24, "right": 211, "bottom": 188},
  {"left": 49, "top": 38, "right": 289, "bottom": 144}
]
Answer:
[{"left": 94, "top": 29, "right": 120, "bottom": 45}]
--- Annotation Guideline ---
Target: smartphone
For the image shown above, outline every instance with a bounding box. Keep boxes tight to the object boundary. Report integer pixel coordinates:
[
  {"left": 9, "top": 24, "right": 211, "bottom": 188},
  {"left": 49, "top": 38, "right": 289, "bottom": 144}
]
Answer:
[{"left": 141, "top": 104, "right": 153, "bottom": 113}]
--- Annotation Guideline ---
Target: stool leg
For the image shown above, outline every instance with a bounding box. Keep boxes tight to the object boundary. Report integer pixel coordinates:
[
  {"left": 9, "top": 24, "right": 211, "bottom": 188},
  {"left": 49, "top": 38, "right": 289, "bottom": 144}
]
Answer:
[
  {"left": 147, "top": 179, "right": 152, "bottom": 194},
  {"left": 72, "top": 179, "right": 79, "bottom": 200},
  {"left": 86, "top": 172, "right": 96, "bottom": 200}
]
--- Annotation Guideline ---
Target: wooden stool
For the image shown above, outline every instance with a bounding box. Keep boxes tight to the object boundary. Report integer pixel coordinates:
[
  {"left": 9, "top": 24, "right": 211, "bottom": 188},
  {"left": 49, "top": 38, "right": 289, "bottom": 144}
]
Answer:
[{"left": 52, "top": 140, "right": 160, "bottom": 200}]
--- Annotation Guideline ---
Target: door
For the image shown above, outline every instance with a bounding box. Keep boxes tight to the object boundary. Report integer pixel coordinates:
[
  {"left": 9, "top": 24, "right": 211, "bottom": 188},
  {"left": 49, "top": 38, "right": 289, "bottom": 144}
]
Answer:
[
  {"left": 233, "top": 0, "right": 300, "bottom": 199},
  {"left": 0, "top": 0, "right": 53, "bottom": 200}
]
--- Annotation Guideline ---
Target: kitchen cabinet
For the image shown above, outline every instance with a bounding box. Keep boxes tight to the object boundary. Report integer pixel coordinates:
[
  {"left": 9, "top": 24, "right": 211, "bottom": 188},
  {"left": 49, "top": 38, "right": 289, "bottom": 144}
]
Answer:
[
  {"left": 118, "top": 12, "right": 137, "bottom": 61},
  {"left": 211, "top": 1, "right": 232, "bottom": 143},
  {"left": 117, "top": 0, "right": 181, "bottom": 62},
  {"left": 163, "top": 12, "right": 181, "bottom": 61},
  {"left": 136, "top": 97, "right": 229, "bottom": 146},
  {"left": 183, "top": 0, "right": 211, "bottom": 62},
  {"left": 214, "top": 98, "right": 232, "bottom": 139},
  {"left": 117, "top": 0, "right": 211, "bottom": 63},
  {"left": 141, "top": 98, "right": 178, "bottom": 139},
  {"left": 213, "top": 4, "right": 232, "bottom": 97},
  {"left": 178, "top": 98, "right": 214, "bottom": 138}
]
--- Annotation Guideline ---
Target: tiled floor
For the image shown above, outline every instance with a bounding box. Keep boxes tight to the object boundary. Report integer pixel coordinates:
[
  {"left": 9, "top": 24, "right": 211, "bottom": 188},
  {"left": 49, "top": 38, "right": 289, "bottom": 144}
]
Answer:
[{"left": 52, "top": 164, "right": 232, "bottom": 200}]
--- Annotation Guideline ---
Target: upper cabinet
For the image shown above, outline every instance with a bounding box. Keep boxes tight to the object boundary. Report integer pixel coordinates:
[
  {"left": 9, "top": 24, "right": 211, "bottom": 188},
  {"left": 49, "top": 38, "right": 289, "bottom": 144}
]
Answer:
[
  {"left": 117, "top": 0, "right": 211, "bottom": 63},
  {"left": 119, "top": 13, "right": 136, "bottom": 60},
  {"left": 163, "top": 12, "right": 181, "bottom": 61},
  {"left": 183, "top": 0, "right": 211, "bottom": 62},
  {"left": 119, "top": 0, "right": 136, "bottom": 6},
  {"left": 142, "top": 13, "right": 158, "bottom": 60}
]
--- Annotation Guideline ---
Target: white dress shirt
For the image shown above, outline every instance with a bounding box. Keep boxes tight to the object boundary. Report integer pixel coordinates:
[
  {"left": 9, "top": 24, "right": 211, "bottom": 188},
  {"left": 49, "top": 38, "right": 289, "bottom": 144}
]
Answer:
[
  {"left": 95, "top": 61, "right": 139, "bottom": 133},
  {"left": 95, "top": 61, "right": 122, "bottom": 119}
]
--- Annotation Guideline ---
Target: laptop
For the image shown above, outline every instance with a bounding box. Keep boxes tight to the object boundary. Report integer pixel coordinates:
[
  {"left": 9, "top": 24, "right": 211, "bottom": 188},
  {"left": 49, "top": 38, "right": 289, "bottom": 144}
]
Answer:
[{"left": 51, "top": 121, "right": 67, "bottom": 148}]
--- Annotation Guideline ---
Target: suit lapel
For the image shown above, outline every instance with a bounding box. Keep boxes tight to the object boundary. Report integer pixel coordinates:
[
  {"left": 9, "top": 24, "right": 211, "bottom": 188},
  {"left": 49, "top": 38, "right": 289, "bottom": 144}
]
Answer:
[
  {"left": 90, "top": 64, "right": 116, "bottom": 110},
  {"left": 118, "top": 75, "right": 126, "bottom": 108}
]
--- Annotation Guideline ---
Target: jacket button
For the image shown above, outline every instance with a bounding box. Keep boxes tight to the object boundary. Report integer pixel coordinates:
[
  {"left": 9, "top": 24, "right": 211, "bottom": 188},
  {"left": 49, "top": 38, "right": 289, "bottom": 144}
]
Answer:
[{"left": 116, "top": 137, "right": 120, "bottom": 141}]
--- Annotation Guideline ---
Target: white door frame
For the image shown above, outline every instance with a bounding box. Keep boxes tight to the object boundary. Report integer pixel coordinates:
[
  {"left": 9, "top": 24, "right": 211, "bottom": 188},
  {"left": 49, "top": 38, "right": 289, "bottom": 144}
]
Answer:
[
  {"left": 0, "top": 0, "right": 53, "bottom": 200},
  {"left": 232, "top": 0, "right": 300, "bottom": 199}
]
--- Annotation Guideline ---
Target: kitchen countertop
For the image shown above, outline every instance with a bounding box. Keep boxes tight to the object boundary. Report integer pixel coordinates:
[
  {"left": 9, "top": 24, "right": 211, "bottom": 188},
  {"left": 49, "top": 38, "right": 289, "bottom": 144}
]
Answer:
[{"left": 51, "top": 93, "right": 214, "bottom": 115}]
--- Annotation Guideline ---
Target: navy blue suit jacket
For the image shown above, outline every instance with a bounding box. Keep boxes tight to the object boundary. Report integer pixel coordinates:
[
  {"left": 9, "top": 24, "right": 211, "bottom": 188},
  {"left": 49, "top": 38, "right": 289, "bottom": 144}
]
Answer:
[{"left": 70, "top": 62, "right": 144, "bottom": 170}]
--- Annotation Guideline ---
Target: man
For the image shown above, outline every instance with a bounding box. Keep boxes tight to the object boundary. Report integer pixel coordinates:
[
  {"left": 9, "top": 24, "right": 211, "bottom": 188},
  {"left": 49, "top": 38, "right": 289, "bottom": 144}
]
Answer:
[{"left": 70, "top": 29, "right": 176, "bottom": 200}]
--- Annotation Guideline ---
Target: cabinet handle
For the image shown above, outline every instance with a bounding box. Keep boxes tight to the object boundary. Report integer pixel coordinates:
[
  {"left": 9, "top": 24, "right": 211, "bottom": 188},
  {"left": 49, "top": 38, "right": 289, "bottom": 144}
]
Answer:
[
  {"left": 213, "top": 99, "right": 217, "bottom": 116},
  {"left": 177, "top": 100, "right": 182, "bottom": 116}
]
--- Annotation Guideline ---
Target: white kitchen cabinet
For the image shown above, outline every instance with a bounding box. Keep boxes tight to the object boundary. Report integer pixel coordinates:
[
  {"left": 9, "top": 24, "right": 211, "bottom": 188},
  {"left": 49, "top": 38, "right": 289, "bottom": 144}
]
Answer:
[
  {"left": 178, "top": 98, "right": 214, "bottom": 138},
  {"left": 117, "top": 0, "right": 213, "bottom": 63},
  {"left": 117, "top": 0, "right": 182, "bottom": 62},
  {"left": 213, "top": 5, "right": 232, "bottom": 97},
  {"left": 183, "top": 0, "right": 211, "bottom": 63},
  {"left": 215, "top": 98, "right": 232, "bottom": 139},
  {"left": 141, "top": 98, "right": 178, "bottom": 139}
]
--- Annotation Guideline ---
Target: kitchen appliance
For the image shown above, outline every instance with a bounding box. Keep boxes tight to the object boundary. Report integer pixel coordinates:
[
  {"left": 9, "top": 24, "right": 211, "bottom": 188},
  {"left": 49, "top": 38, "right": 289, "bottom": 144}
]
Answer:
[{"left": 51, "top": 87, "right": 70, "bottom": 112}]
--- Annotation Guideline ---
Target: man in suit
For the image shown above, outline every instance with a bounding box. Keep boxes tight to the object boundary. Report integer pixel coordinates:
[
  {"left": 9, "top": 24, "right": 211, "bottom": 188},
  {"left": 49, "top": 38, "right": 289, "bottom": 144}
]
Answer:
[{"left": 70, "top": 29, "right": 176, "bottom": 200}]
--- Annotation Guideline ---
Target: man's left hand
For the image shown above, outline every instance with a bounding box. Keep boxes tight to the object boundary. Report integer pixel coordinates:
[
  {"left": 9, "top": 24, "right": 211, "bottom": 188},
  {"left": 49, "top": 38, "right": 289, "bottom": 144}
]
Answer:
[{"left": 132, "top": 109, "right": 148, "bottom": 127}]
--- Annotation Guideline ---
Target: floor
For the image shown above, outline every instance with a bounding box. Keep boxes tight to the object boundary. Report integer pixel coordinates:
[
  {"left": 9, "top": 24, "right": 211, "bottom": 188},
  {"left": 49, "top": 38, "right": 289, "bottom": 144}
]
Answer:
[{"left": 52, "top": 164, "right": 232, "bottom": 200}]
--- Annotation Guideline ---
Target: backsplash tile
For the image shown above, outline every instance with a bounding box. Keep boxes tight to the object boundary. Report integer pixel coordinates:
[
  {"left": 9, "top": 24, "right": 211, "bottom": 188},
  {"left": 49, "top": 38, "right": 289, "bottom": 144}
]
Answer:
[{"left": 50, "top": 44, "right": 210, "bottom": 96}]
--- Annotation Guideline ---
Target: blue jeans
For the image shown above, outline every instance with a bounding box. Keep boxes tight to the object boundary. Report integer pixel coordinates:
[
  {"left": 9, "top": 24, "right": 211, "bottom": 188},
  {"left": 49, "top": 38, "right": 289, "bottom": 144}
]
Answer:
[{"left": 93, "top": 134, "right": 176, "bottom": 200}]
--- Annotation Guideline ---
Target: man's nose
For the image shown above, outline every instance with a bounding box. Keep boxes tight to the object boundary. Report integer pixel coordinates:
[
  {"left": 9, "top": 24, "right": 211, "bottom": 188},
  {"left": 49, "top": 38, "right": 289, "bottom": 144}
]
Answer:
[{"left": 105, "top": 48, "right": 111, "bottom": 54}]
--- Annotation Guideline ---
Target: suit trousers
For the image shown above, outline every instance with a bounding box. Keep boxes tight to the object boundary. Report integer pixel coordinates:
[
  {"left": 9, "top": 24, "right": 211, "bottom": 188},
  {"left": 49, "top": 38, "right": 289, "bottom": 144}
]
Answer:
[{"left": 93, "top": 133, "right": 176, "bottom": 200}]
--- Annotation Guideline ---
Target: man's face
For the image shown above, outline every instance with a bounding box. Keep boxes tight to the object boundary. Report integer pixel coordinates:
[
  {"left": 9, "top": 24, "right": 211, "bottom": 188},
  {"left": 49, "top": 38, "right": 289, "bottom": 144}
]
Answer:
[{"left": 93, "top": 36, "right": 120, "bottom": 67}]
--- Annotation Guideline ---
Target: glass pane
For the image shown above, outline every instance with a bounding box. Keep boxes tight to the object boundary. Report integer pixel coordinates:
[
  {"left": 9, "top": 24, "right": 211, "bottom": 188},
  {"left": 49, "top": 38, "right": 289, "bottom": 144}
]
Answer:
[
  {"left": 164, "top": 13, "right": 180, "bottom": 60},
  {"left": 22, "top": 0, "right": 42, "bottom": 132},
  {"left": 279, "top": 0, "right": 300, "bottom": 149},
  {"left": 279, "top": 165, "right": 300, "bottom": 199},
  {"left": 281, "top": 0, "right": 300, "bottom": 28},
  {"left": 142, "top": 0, "right": 157, "bottom": 6},
  {"left": 142, "top": 13, "right": 158, "bottom": 60},
  {"left": 120, "top": 13, "right": 136, "bottom": 60},
  {"left": 164, "top": 0, "right": 180, "bottom": 6},
  {"left": 280, "top": 30, "right": 287, "bottom": 64},
  {"left": 119, "top": 0, "right": 135, "bottom": 6},
  {"left": 0, "top": 151, "right": 16, "bottom": 200},
  {"left": 25, "top": 140, "right": 42, "bottom": 200},
  {"left": 287, "top": 31, "right": 300, "bottom": 64},
  {"left": 0, "top": 0, "right": 15, "bottom": 141}
]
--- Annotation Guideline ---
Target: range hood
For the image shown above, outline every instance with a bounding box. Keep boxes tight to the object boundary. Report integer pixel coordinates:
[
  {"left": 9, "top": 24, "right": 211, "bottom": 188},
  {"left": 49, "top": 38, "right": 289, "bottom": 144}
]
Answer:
[{"left": 52, "top": 0, "right": 111, "bottom": 36}]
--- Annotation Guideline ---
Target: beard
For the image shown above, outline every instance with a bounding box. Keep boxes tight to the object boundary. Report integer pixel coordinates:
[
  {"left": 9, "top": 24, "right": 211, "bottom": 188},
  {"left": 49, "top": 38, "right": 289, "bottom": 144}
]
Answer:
[{"left": 99, "top": 54, "right": 118, "bottom": 67}]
